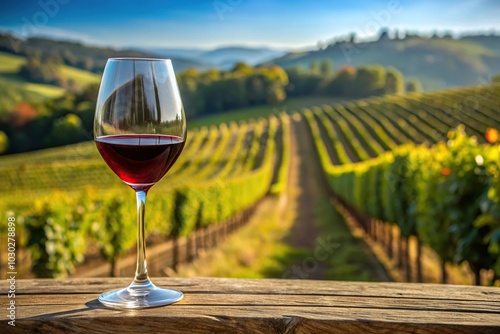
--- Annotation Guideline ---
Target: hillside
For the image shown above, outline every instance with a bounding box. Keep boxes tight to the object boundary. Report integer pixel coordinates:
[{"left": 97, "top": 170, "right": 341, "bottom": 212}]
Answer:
[
  {"left": 137, "top": 46, "right": 286, "bottom": 69},
  {"left": 0, "top": 51, "right": 99, "bottom": 99},
  {"left": 0, "top": 33, "right": 209, "bottom": 73},
  {"left": 268, "top": 34, "right": 500, "bottom": 90}
]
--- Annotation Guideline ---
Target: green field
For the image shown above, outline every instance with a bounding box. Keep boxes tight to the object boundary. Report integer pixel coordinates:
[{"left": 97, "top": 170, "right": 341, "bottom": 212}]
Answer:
[
  {"left": 0, "top": 51, "right": 100, "bottom": 99},
  {"left": 188, "top": 96, "right": 346, "bottom": 128}
]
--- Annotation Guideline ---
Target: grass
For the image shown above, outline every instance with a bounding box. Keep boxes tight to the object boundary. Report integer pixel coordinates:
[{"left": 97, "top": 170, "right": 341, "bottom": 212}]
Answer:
[
  {"left": 188, "top": 96, "right": 345, "bottom": 129},
  {"left": 175, "top": 186, "right": 385, "bottom": 281},
  {"left": 175, "top": 115, "right": 386, "bottom": 281},
  {"left": 0, "top": 52, "right": 24, "bottom": 72},
  {"left": 175, "top": 196, "right": 300, "bottom": 278},
  {"left": 0, "top": 51, "right": 100, "bottom": 99},
  {"left": 316, "top": 197, "right": 383, "bottom": 281},
  {"left": 58, "top": 65, "right": 100, "bottom": 88}
]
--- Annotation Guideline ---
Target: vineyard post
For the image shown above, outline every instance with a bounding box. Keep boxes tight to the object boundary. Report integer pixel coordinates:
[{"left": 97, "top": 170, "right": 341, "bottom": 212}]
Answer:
[
  {"left": 187, "top": 233, "right": 194, "bottom": 262},
  {"left": 110, "top": 257, "right": 117, "bottom": 278},
  {"left": 441, "top": 259, "right": 448, "bottom": 284},
  {"left": 387, "top": 223, "right": 393, "bottom": 259},
  {"left": 172, "top": 236, "right": 179, "bottom": 271},
  {"left": 473, "top": 267, "right": 481, "bottom": 286},
  {"left": 381, "top": 221, "right": 386, "bottom": 249},
  {"left": 416, "top": 237, "right": 423, "bottom": 283},
  {"left": 223, "top": 219, "right": 228, "bottom": 240},
  {"left": 404, "top": 236, "right": 411, "bottom": 282},
  {"left": 372, "top": 219, "right": 377, "bottom": 241},
  {"left": 397, "top": 230, "right": 403, "bottom": 268},
  {"left": 385, "top": 223, "right": 390, "bottom": 254},
  {"left": 210, "top": 225, "right": 215, "bottom": 248},
  {"left": 195, "top": 227, "right": 201, "bottom": 256}
]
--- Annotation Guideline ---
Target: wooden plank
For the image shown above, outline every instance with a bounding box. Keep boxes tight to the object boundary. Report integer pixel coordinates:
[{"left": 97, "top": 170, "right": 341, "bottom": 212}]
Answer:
[
  {"left": 1, "top": 278, "right": 499, "bottom": 333},
  {"left": 11, "top": 292, "right": 500, "bottom": 313},
  {"left": 9, "top": 278, "right": 500, "bottom": 301}
]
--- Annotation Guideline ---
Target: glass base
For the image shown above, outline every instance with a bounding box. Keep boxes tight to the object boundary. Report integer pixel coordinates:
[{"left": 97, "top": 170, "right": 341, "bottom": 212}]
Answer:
[{"left": 98, "top": 279, "right": 183, "bottom": 309}]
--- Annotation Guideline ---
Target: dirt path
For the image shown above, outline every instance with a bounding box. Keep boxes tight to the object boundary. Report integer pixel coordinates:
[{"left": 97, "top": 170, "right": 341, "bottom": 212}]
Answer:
[
  {"left": 174, "top": 114, "right": 389, "bottom": 281},
  {"left": 284, "top": 116, "right": 331, "bottom": 279},
  {"left": 285, "top": 115, "right": 389, "bottom": 281}
]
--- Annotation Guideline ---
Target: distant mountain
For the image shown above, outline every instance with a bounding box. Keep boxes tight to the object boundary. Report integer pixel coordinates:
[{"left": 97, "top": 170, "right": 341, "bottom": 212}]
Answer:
[
  {"left": 266, "top": 34, "right": 500, "bottom": 90},
  {"left": 3, "top": 31, "right": 500, "bottom": 90},
  {"left": 201, "top": 47, "right": 287, "bottom": 69},
  {"left": 138, "top": 46, "right": 287, "bottom": 70},
  {"left": 132, "top": 47, "right": 207, "bottom": 60},
  {"left": 0, "top": 33, "right": 208, "bottom": 73}
]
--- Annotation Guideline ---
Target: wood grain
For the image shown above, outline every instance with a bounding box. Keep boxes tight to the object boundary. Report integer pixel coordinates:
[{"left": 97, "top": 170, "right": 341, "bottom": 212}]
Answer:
[{"left": 1, "top": 278, "right": 499, "bottom": 333}]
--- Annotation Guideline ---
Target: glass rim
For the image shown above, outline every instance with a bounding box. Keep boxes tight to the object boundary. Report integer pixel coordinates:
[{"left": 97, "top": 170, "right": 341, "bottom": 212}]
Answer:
[{"left": 107, "top": 57, "right": 172, "bottom": 62}]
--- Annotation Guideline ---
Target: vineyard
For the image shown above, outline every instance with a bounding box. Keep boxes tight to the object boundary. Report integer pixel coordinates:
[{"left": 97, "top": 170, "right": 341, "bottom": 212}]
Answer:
[
  {"left": 305, "top": 84, "right": 500, "bottom": 284},
  {"left": 0, "top": 113, "right": 290, "bottom": 277},
  {"left": 1, "top": 84, "right": 500, "bottom": 283}
]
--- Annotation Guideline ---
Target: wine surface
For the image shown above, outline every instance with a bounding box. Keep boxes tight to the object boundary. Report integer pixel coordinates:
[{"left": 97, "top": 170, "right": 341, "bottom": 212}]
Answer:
[{"left": 95, "top": 134, "right": 184, "bottom": 189}]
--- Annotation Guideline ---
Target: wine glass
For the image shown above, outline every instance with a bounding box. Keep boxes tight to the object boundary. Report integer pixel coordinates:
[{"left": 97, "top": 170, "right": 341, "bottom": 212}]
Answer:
[{"left": 94, "top": 58, "right": 186, "bottom": 308}]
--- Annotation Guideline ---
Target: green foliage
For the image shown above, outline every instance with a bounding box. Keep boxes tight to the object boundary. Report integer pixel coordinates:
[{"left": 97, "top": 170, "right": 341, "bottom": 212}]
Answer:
[
  {"left": 406, "top": 79, "right": 423, "bottom": 93},
  {"left": 172, "top": 119, "right": 277, "bottom": 236},
  {"left": 6, "top": 111, "right": 288, "bottom": 278},
  {"left": 492, "top": 74, "right": 500, "bottom": 84},
  {"left": 274, "top": 33, "right": 500, "bottom": 90},
  {"left": 309, "top": 113, "right": 500, "bottom": 282},
  {"left": 0, "top": 130, "right": 8, "bottom": 154},
  {"left": 89, "top": 194, "right": 136, "bottom": 276},
  {"left": 25, "top": 193, "right": 86, "bottom": 278},
  {"left": 384, "top": 67, "right": 405, "bottom": 95},
  {"left": 45, "top": 113, "right": 87, "bottom": 147},
  {"left": 323, "top": 66, "right": 357, "bottom": 97},
  {"left": 270, "top": 114, "right": 291, "bottom": 195},
  {"left": 0, "top": 84, "right": 96, "bottom": 154},
  {"left": 354, "top": 65, "right": 386, "bottom": 97},
  {"left": 294, "top": 64, "right": 404, "bottom": 98},
  {"left": 18, "top": 55, "right": 62, "bottom": 86},
  {"left": 320, "top": 59, "right": 334, "bottom": 77},
  {"left": 0, "top": 78, "right": 41, "bottom": 115},
  {"left": 178, "top": 63, "right": 289, "bottom": 117}
]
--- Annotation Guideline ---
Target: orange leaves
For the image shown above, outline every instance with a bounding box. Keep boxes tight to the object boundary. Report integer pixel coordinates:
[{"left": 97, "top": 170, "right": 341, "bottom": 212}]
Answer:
[
  {"left": 485, "top": 128, "right": 498, "bottom": 144},
  {"left": 441, "top": 167, "right": 451, "bottom": 176}
]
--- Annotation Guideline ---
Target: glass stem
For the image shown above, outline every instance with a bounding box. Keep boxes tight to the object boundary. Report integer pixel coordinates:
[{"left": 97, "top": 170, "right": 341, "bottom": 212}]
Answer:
[{"left": 134, "top": 190, "right": 149, "bottom": 283}]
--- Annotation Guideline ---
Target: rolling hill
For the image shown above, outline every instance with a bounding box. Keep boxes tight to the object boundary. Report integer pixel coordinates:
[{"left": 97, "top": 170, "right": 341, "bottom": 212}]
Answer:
[
  {"left": 267, "top": 34, "right": 500, "bottom": 90},
  {"left": 0, "top": 51, "right": 99, "bottom": 99},
  {"left": 0, "top": 33, "right": 212, "bottom": 74},
  {"left": 138, "top": 46, "right": 286, "bottom": 69}
]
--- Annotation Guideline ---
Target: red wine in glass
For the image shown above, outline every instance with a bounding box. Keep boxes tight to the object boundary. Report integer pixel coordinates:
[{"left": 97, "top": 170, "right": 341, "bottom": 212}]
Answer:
[
  {"left": 94, "top": 58, "right": 186, "bottom": 308},
  {"left": 95, "top": 134, "right": 184, "bottom": 191}
]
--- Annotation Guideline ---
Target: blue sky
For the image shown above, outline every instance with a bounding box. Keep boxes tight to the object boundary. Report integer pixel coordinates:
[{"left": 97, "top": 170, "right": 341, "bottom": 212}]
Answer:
[{"left": 1, "top": 0, "right": 499, "bottom": 49}]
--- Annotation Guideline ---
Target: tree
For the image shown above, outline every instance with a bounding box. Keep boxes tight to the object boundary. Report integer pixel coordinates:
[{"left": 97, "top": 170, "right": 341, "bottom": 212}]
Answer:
[
  {"left": 378, "top": 28, "right": 390, "bottom": 41},
  {"left": 354, "top": 66, "right": 387, "bottom": 97},
  {"left": 384, "top": 67, "right": 405, "bottom": 95},
  {"left": 320, "top": 59, "right": 334, "bottom": 77},
  {"left": 325, "top": 65, "right": 357, "bottom": 96},
  {"left": 406, "top": 79, "right": 423, "bottom": 93},
  {"left": 309, "top": 60, "right": 320, "bottom": 75},
  {"left": 45, "top": 113, "right": 86, "bottom": 147},
  {"left": 0, "top": 131, "right": 8, "bottom": 154},
  {"left": 18, "top": 55, "right": 61, "bottom": 85},
  {"left": 9, "top": 102, "right": 38, "bottom": 127},
  {"left": 232, "top": 62, "right": 253, "bottom": 75}
]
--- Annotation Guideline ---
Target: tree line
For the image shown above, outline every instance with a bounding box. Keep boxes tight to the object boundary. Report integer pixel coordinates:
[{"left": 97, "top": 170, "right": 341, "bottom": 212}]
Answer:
[
  {"left": 285, "top": 59, "right": 422, "bottom": 98},
  {"left": 1, "top": 59, "right": 425, "bottom": 155}
]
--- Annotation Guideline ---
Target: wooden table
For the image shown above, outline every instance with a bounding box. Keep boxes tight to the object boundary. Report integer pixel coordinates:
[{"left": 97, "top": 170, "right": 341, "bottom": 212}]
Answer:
[{"left": 2, "top": 278, "right": 499, "bottom": 333}]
